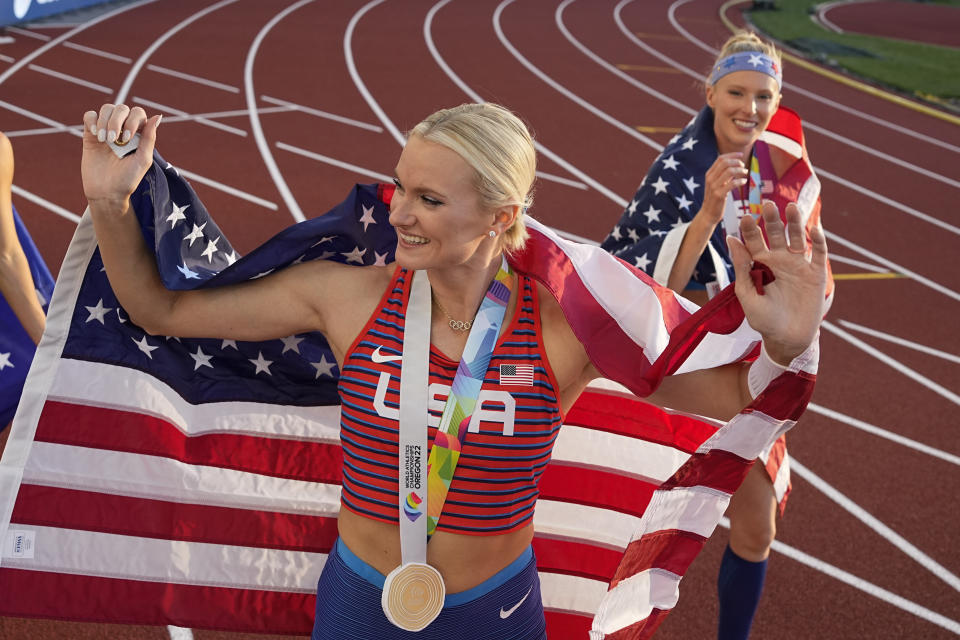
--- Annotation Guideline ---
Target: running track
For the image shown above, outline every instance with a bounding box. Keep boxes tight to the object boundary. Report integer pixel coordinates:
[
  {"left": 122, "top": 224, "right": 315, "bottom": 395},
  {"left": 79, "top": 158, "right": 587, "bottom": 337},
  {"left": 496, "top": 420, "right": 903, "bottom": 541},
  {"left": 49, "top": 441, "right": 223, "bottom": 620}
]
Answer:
[{"left": 0, "top": 1, "right": 958, "bottom": 638}]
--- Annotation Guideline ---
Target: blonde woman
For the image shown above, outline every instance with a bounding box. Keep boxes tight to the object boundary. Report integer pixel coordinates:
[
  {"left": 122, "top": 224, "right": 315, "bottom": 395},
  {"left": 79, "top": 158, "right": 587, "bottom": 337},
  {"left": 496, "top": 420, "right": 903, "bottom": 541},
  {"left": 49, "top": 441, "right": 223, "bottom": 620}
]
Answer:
[
  {"left": 82, "top": 101, "right": 827, "bottom": 638},
  {"left": 603, "top": 33, "right": 832, "bottom": 640}
]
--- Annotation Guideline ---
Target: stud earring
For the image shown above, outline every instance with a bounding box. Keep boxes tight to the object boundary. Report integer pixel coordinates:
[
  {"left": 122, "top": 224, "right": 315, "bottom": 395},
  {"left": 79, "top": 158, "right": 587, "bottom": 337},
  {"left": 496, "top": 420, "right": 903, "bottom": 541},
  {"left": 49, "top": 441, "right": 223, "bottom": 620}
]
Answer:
[{"left": 488, "top": 230, "right": 497, "bottom": 238}]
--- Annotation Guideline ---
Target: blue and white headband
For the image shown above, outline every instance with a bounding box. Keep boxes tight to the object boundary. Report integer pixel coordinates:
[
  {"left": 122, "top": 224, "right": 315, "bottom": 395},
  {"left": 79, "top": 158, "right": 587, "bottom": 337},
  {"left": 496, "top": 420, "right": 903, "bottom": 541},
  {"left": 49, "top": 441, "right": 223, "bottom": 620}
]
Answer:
[{"left": 708, "top": 52, "right": 782, "bottom": 88}]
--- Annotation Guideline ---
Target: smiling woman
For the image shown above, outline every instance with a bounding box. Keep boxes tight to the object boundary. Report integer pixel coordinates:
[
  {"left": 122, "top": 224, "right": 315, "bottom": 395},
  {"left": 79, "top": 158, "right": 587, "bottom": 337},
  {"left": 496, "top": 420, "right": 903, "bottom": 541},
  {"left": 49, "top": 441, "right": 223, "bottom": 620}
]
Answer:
[{"left": 602, "top": 31, "right": 833, "bottom": 640}]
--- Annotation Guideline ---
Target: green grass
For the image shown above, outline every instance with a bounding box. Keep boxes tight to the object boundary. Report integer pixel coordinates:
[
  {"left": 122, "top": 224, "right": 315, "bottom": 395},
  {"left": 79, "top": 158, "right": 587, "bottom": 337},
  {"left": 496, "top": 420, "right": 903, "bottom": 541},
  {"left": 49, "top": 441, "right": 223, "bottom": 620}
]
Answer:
[{"left": 746, "top": 0, "right": 960, "bottom": 103}]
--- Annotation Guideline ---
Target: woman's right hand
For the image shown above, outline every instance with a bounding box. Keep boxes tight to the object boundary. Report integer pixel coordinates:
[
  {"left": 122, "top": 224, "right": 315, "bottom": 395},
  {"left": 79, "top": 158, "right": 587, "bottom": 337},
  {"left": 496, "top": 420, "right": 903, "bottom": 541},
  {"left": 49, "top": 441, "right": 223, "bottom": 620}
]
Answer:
[
  {"left": 697, "top": 151, "right": 748, "bottom": 226},
  {"left": 81, "top": 104, "right": 161, "bottom": 211}
]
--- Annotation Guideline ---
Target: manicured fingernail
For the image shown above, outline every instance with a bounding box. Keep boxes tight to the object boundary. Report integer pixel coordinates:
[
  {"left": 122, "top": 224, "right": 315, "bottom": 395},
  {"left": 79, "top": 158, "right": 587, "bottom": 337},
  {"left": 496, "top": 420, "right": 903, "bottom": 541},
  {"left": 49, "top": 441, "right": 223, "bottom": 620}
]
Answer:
[
  {"left": 90, "top": 124, "right": 98, "bottom": 136},
  {"left": 121, "top": 130, "right": 131, "bottom": 142},
  {"left": 97, "top": 128, "right": 106, "bottom": 142}
]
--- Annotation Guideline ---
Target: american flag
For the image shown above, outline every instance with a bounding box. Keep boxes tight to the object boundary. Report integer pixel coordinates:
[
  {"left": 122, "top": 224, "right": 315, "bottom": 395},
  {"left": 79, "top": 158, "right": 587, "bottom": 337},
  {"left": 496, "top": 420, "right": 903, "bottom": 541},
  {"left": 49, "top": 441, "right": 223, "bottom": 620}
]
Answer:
[
  {"left": 0, "top": 153, "right": 817, "bottom": 638},
  {"left": 499, "top": 363, "right": 534, "bottom": 386},
  {"left": 601, "top": 105, "right": 832, "bottom": 301},
  {"left": 0, "top": 205, "right": 54, "bottom": 427}
]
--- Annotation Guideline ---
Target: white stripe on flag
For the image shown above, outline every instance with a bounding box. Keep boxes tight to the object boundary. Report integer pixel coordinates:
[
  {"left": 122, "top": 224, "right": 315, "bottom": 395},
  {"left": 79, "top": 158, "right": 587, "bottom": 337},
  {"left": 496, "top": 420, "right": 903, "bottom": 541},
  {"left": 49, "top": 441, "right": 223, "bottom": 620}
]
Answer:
[
  {"left": 552, "top": 424, "right": 688, "bottom": 484},
  {"left": 533, "top": 500, "right": 639, "bottom": 550},
  {"left": 590, "top": 568, "right": 682, "bottom": 636},
  {"left": 699, "top": 410, "right": 795, "bottom": 459},
  {"left": 1, "top": 525, "right": 326, "bottom": 592},
  {"left": 50, "top": 359, "right": 342, "bottom": 441},
  {"left": 23, "top": 442, "right": 342, "bottom": 515},
  {"left": 633, "top": 486, "right": 729, "bottom": 542},
  {"left": 540, "top": 572, "right": 609, "bottom": 617}
]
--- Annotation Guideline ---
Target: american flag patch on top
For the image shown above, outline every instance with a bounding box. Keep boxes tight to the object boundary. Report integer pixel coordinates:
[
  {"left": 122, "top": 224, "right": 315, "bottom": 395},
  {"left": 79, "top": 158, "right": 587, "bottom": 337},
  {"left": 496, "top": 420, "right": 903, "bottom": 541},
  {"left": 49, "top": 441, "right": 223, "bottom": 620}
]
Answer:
[{"left": 499, "top": 363, "right": 534, "bottom": 386}]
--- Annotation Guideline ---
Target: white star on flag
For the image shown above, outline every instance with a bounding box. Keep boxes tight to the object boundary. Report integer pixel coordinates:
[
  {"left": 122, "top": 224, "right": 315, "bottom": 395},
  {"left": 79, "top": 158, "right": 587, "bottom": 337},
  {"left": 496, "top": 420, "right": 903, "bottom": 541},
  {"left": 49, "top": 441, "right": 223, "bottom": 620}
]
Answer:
[
  {"left": 627, "top": 228, "right": 639, "bottom": 242},
  {"left": 342, "top": 246, "right": 367, "bottom": 264},
  {"left": 627, "top": 199, "right": 639, "bottom": 215},
  {"left": 681, "top": 137, "right": 697, "bottom": 151},
  {"left": 0, "top": 352, "right": 13, "bottom": 371},
  {"left": 189, "top": 347, "right": 214, "bottom": 371},
  {"left": 374, "top": 251, "right": 389, "bottom": 267},
  {"left": 221, "top": 339, "right": 238, "bottom": 351},
  {"left": 249, "top": 351, "right": 273, "bottom": 375},
  {"left": 359, "top": 205, "right": 377, "bottom": 232},
  {"left": 651, "top": 176, "right": 669, "bottom": 195},
  {"left": 668, "top": 134, "right": 681, "bottom": 145},
  {"left": 132, "top": 336, "right": 159, "bottom": 359},
  {"left": 610, "top": 225, "right": 622, "bottom": 241},
  {"left": 280, "top": 335, "right": 305, "bottom": 354},
  {"left": 311, "top": 236, "right": 336, "bottom": 248},
  {"left": 178, "top": 263, "right": 200, "bottom": 280},
  {"left": 164, "top": 162, "right": 180, "bottom": 176},
  {"left": 634, "top": 253, "right": 651, "bottom": 270},
  {"left": 252, "top": 269, "right": 274, "bottom": 280},
  {"left": 311, "top": 355, "right": 336, "bottom": 379},
  {"left": 184, "top": 222, "right": 207, "bottom": 247},
  {"left": 748, "top": 54, "right": 763, "bottom": 67},
  {"left": 117, "top": 309, "right": 127, "bottom": 324},
  {"left": 225, "top": 251, "right": 238, "bottom": 265},
  {"left": 166, "top": 202, "right": 189, "bottom": 229},
  {"left": 661, "top": 155, "right": 679, "bottom": 171},
  {"left": 643, "top": 205, "right": 662, "bottom": 224},
  {"left": 677, "top": 194, "right": 693, "bottom": 211},
  {"left": 201, "top": 237, "right": 220, "bottom": 263},
  {"left": 84, "top": 299, "right": 113, "bottom": 324},
  {"left": 683, "top": 176, "right": 700, "bottom": 193}
]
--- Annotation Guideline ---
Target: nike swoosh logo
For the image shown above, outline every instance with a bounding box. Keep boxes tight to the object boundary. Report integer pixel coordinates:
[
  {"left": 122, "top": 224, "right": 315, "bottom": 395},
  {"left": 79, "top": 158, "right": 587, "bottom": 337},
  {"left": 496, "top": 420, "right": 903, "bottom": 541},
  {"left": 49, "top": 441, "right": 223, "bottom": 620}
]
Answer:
[
  {"left": 371, "top": 346, "right": 403, "bottom": 364},
  {"left": 499, "top": 586, "right": 533, "bottom": 619}
]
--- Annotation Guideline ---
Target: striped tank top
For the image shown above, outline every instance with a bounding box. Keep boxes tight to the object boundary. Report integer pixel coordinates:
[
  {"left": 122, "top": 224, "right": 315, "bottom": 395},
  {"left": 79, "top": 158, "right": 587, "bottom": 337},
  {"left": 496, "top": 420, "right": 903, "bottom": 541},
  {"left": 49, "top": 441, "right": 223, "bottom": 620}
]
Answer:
[{"left": 338, "top": 267, "right": 563, "bottom": 535}]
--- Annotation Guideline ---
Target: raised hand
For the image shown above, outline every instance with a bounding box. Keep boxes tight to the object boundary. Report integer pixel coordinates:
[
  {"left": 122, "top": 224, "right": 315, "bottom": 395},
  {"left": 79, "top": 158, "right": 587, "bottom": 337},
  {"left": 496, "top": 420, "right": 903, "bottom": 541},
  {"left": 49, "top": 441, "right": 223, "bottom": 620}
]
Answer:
[
  {"left": 726, "top": 201, "right": 828, "bottom": 365},
  {"left": 698, "top": 152, "right": 749, "bottom": 225},
  {"left": 81, "top": 104, "right": 161, "bottom": 211}
]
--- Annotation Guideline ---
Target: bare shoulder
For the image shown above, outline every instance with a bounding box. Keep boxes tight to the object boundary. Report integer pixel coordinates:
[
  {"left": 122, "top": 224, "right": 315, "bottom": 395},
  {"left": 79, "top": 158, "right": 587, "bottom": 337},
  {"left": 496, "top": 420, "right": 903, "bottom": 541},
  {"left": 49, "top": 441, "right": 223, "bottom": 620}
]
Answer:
[{"left": 534, "top": 281, "right": 595, "bottom": 409}]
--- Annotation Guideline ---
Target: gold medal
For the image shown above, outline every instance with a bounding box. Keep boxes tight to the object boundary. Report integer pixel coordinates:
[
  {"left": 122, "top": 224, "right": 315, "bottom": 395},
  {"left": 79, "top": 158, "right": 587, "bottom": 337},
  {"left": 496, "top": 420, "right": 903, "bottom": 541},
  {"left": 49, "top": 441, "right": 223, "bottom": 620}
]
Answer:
[{"left": 381, "top": 562, "right": 445, "bottom": 631}]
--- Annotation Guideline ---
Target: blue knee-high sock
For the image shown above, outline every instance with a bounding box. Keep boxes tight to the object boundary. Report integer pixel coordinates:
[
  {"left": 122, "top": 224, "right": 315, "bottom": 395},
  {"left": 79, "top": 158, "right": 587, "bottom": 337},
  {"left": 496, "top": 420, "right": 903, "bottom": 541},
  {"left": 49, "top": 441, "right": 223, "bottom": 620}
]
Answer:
[{"left": 717, "top": 545, "right": 767, "bottom": 640}]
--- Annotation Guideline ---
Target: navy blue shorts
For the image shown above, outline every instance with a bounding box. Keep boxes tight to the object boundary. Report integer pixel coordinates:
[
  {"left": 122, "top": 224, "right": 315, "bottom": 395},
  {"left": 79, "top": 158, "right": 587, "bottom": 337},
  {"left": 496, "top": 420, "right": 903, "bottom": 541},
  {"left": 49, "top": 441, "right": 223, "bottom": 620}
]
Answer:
[{"left": 312, "top": 539, "right": 546, "bottom": 639}]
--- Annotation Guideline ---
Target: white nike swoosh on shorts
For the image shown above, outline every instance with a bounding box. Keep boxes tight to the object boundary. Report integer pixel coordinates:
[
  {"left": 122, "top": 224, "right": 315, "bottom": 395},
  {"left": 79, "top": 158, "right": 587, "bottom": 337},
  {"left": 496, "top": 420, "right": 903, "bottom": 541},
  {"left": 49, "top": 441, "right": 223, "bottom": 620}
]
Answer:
[
  {"left": 499, "top": 586, "right": 533, "bottom": 619},
  {"left": 371, "top": 345, "right": 403, "bottom": 364}
]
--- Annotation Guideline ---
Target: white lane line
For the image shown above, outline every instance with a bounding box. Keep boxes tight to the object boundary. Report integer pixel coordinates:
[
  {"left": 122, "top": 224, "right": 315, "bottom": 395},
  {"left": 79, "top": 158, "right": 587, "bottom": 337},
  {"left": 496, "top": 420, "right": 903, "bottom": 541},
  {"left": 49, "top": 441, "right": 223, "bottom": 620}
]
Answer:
[
  {"left": 0, "top": 99, "right": 82, "bottom": 136},
  {"left": 11, "top": 185, "right": 82, "bottom": 224},
  {"left": 115, "top": 0, "right": 242, "bottom": 104},
  {"left": 790, "top": 457, "right": 960, "bottom": 593},
  {"left": 807, "top": 403, "right": 960, "bottom": 466},
  {"left": 613, "top": 0, "right": 960, "bottom": 158},
  {"left": 276, "top": 141, "right": 393, "bottom": 183},
  {"left": 161, "top": 104, "right": 294, "bottom": 124},
  {"left": 716, "top": 518, "right": 960, "bottom": 634},
  {"left": 260, "top": 94, "right": 384, "bottom": 132},
  {"left": 133, "top": 96, "right": 247, "bottom": 137},
  {"left": 663, "top": 0, "right": 960, "bottom": 155},
  {"left": 0, "top": 0, "right": 158, "bottom": 87},
  {"left": 0, "top": 54, "right": 15, "bottom": 64},
  {"left": 245, "top": 0, "right": 316, "bottom": 224},
  {"left": 4, "top": 126, "right": 72, "bottom": 137},
  {"left": 345, "top": 0, "right": 406, "bottom": 146},
  {"left": 62, "top": 41, "right": 132, "bottom": 63},
  {"left": 147, "top": 63, "right": 240, "bottom": 93},
  {"left": 176, "top": 166, "right": 278, "bottom": 211},
  {"left": 822, "top": 319, "right": 960, "bottom": 406},
  {"left": 827, "top": 253, "right": 888, "bottom": 273},
  {"left": 28, "top": 63, "right": 111, "bottom": 94},
  {"left": 495, "top": 0, "right": 662, "bottom": 154},
  {"left": 167, "top": 626, "right": 194, "bottom": 640},
  {"left": 825, "top": 231, "right": 960, "bottom": 302},
  {"left": 536, "top": 170, "right": 588, "bottom": 190},
  {"left": 421, "top": 0, "right": 626, "bottom": 206},
  {"left": 837, "top": 320, "right": 960, "bottom": 364},
  {"left": 815, "top": 0, "right": 852, "bottom": 34},
  {"left": 6, "top": 26, "right": 50, "bottom": 41}
]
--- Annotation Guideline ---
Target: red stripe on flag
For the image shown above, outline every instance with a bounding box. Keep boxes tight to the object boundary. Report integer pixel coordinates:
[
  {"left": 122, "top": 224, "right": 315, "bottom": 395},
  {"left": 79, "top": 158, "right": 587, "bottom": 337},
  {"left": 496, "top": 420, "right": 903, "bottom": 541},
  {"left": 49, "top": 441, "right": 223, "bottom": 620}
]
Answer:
[
  {"left": 568, "top": 390, "right": 717, "bottom": 452},
  {"left": 10, "top": 484, "right": 339, "bottom": 552},
  {"left": 539, "top": 464, "right": 656, "bottom": 517},
  {"left": 533, "top": 536, "right": 625, "bottom": 582},
  {"left": 659, "top": 449, "right": 753, "bottom": 494},
  {"left": 545, "top": 610, "right": 594, "bottom": 640},
  {"left": 35, "top": 400, "right": 343, "bottom": 482},
  {"left": 0, "top": 568, "right": 316, "bottom": 634},
  {"left": 611, "top": 529, "right": 707, "bottom": 586},
  {"left": 750, "top": 371, "right": 816, "bottom": 421}
]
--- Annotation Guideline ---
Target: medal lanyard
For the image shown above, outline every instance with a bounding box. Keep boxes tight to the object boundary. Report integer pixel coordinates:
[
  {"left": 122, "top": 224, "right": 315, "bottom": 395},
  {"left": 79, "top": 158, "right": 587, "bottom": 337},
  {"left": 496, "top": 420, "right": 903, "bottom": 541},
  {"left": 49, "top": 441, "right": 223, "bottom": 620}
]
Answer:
[
  {"left": 398, "top": 255, "right": 513, "bottom": 563},
  {"left": 740, "top": 150, "right": 764, "bottom": 219}
]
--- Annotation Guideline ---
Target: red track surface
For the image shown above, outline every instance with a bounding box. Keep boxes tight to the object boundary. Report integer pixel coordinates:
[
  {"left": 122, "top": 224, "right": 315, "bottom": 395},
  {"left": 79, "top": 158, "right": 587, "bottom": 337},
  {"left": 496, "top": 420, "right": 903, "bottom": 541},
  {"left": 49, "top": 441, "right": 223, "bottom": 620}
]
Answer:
[
  {"left": 1, "top": 0, "right": 958, "bottom": 638},
  {"left": 822, "top": 0, "right": 960, "bottom": 48}
]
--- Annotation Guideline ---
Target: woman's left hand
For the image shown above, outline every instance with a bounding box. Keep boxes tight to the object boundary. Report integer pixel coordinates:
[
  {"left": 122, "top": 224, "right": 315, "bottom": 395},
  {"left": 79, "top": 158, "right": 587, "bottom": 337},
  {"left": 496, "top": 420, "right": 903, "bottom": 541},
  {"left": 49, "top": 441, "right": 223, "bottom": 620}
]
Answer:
[{"left": 727, "top": 201, "right": 828, "bottom": 365}]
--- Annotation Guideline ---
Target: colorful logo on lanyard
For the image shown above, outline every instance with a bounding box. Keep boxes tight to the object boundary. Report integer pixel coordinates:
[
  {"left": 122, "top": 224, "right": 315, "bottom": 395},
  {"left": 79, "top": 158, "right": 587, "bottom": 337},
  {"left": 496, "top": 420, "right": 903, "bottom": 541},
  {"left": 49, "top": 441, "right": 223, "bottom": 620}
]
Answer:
[
  {"left": 403, "top": 491, "right": 423, "bottom": 522},
  {"left": 746, "top": 153, "right": 764, "bottom": 218}
]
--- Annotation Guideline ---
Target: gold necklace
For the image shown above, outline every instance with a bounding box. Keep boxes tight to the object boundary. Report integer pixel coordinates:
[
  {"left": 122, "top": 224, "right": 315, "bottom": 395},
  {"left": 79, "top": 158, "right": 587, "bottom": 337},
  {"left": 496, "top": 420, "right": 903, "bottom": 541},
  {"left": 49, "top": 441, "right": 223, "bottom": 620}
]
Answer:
[{"left": 432, "top": 293, "right": 472, "bottom": 332}]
